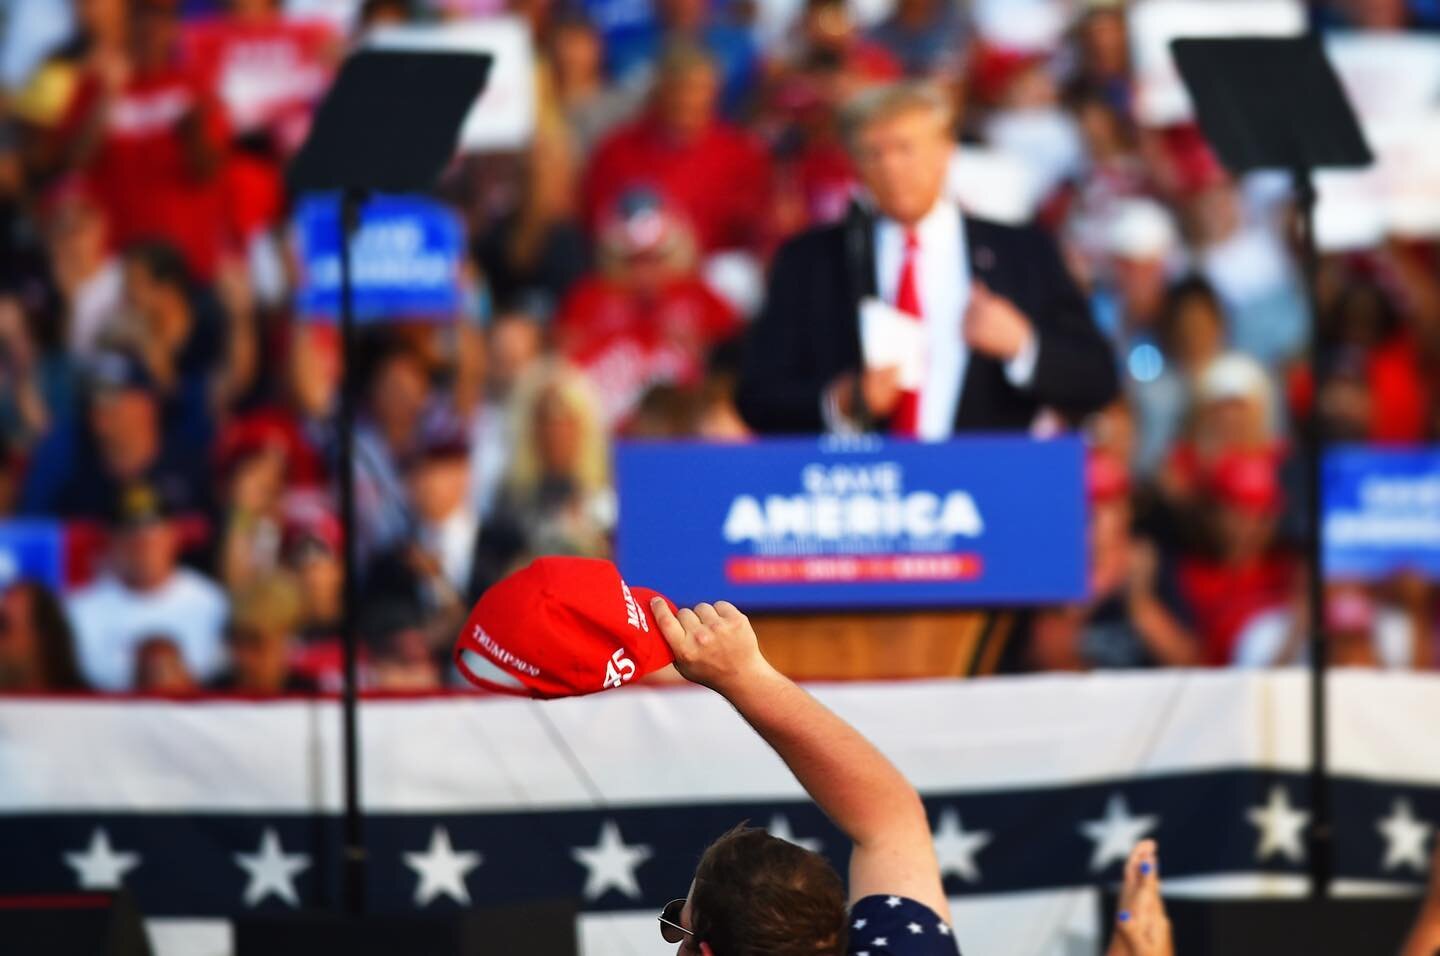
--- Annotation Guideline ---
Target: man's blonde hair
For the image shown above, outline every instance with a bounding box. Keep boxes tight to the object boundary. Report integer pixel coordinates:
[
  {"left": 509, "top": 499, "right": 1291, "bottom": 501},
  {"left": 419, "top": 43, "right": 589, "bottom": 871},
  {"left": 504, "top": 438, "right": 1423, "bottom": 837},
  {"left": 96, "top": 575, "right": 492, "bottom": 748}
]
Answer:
[{"left": 840, "top": 81, "right": 955, "bottom": 154}]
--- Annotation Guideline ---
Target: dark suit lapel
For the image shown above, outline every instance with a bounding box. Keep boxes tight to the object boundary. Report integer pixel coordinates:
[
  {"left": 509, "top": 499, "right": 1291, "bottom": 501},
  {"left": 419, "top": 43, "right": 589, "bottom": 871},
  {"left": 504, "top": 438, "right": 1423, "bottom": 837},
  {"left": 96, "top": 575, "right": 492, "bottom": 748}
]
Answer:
[{"left": 956, "top": 216, "right": 1003, "bottom": 430}]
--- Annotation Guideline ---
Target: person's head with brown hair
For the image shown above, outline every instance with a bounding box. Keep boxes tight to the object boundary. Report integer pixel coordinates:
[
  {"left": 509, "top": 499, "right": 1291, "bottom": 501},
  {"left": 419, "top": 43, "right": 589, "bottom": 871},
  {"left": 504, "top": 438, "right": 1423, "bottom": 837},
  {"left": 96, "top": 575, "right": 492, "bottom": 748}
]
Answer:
[
  {"left": 842, "top": 82, "right": 955, "bottom": 227},
  {"left": 0, "top": 581, "right": 89, "bottom": 692},
  {"left": 673, "top": 825, "right": 848, "bottom": 956},
  {"left": 654, "top": 42, "right": 721, "bottom": 142}
]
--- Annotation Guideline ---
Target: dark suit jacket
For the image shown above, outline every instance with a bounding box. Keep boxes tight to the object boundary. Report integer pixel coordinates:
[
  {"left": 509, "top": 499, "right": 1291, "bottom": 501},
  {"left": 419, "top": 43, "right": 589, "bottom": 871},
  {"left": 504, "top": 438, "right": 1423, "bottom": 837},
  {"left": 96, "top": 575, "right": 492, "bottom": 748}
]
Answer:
[{"left": 736, "top": 212, "right": 1118, "bottom": 433}]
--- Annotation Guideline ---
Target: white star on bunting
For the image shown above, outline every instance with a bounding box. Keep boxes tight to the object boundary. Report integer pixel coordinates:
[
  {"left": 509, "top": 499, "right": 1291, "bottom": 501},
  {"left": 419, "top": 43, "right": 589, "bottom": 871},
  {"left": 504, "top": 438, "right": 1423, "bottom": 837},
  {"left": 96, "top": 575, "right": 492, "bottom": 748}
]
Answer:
[
  {"left": 853, "top": 918, "right": 868, "bottom": 929},
  {"left": 885, "top": 896, "right": 901, "bottom": 908},
  {"left": 1377, "top": 798, "right": 1433, "bottom": 872},
  {"left": 1080, "top": 794, "right": 1158, "bottom": 872},
  {"left": 64, "top": 828, "right": 140, "bottom": 890},
  {"left": 872, "top": 937, "right": 888, "bottom": 947},
  {"left": 907, "top": 922, "right": 924, "bottom": 934},
  {"left": 234, "top": 828, "right": 309, "bottom": 907},
  {"left": 1247, "top": 786, "right": 1310, "bottom": 862},
  {"left": 572, "top": 820, "right": 652, "bottom": 901},
  {"left": 932, "top": 808, "right": 991, "bottom": 883},
  {"left": 767, "top": 814, "right": 823, "bottom": 853},
  {"left": 404, "top": 827, "right": 482, "bottom": 906}
]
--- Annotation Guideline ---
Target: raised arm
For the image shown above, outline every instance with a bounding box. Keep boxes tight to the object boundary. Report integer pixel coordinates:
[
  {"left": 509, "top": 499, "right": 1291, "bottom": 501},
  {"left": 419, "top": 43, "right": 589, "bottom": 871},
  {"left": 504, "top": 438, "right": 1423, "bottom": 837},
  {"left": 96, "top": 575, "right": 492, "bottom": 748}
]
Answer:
[
  {"left": 1400, "top": 840, "right": 1440, "bottom": 956},
  {"left": 651, "top": 598, "right": 948, "bottom": 916}
]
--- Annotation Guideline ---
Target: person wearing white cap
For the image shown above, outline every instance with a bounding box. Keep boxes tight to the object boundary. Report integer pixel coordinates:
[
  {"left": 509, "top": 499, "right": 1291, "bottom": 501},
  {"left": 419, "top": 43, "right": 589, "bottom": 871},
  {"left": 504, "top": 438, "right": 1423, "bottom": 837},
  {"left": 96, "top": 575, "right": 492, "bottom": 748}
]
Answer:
[
  {"left": 1158, "top": 349, "right": 1283, "bottom": 508},
  {"left": 1092, "top": 198, "right": 1181, "bottom": 359}
]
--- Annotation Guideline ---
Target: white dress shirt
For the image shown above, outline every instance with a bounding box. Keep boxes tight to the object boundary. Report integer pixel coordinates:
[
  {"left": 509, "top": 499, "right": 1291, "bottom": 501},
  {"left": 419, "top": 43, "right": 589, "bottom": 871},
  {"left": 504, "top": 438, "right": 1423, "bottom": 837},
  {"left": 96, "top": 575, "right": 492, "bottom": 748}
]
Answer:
[
  {"left": 874, "top": 199, "right": 971, "bottom": 441},
  {"left": 871, "top": 198, "right": 1038, "bottom": 441}
]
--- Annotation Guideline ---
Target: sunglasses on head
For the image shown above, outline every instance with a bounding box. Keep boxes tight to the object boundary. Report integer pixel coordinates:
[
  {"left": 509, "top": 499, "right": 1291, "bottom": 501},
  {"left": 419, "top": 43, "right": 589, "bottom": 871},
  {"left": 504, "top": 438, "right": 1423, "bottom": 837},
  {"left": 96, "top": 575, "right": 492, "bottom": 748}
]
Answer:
[{"left": 658, "top": 898, "right": 694, "bottom": 944}]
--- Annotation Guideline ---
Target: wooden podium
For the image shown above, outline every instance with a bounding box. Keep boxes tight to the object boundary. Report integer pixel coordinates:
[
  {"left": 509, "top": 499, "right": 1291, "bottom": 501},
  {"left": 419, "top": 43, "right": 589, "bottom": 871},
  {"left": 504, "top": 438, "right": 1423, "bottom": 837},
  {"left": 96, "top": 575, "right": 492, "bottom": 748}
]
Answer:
[{"left": 749, "top": 609, "right": 1016, "bottom": 680}]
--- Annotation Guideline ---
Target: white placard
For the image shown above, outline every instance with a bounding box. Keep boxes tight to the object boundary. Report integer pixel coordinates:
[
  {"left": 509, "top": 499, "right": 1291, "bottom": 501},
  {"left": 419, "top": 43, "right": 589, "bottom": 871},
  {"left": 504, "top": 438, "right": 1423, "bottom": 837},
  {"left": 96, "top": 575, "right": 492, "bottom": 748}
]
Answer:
[
  {"left": 1129, "top": 0, "right": 1306, "bottom": 127},
  {"left": 285, "top": 0, "right": 364, "bottom": 31},
  {"left": 860, "top": 296, "right": 925, "bottom": 389},
  {"left": 1325, "top": 32, "right": 1440, "bottom": 122},
  {"left": 1316, "top": 114, "right": 1440, "bottom": 250},
  {"left": 972, "top": 0, "right": 1075, "bottom": 53},
  {"left": 948, "top": 145, "right": 1044, "bottom": 225},
  {"left": 366, "top": 17, "right": 538, "bottom": 152}
]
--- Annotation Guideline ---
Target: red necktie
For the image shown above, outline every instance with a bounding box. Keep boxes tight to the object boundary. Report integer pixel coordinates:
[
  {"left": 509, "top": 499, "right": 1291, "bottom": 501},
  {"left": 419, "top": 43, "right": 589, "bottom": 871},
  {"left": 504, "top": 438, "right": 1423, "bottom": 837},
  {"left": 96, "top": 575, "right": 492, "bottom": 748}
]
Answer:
[{"left": 890, "top": 228, "right": 923, "bottom": 437}]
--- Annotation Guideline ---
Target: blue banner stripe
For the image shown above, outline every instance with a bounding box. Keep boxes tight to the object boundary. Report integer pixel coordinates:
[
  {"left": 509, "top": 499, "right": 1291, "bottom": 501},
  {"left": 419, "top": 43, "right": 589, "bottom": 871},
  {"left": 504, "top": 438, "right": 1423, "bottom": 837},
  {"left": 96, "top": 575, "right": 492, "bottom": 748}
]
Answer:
[{"left": 3, "top": 770, "right": 1432, "bottom": 917}]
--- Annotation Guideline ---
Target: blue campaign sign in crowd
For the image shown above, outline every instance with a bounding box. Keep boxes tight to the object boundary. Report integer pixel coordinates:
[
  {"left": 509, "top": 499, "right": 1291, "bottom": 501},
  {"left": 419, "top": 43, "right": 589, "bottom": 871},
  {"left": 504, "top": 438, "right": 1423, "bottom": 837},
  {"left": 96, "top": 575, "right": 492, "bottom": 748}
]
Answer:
[
  {"left": 1325, "top": 447, "right": 1440, "bottom": 580},
  {"left": 293, "top": 193, "right": 466, "bottom": 321},
  {"left": 0, "top": 521, "right": 64, "bottom": 591},
  {"left": 616, "top": 437, "right": 1088, "bottom": 609}
]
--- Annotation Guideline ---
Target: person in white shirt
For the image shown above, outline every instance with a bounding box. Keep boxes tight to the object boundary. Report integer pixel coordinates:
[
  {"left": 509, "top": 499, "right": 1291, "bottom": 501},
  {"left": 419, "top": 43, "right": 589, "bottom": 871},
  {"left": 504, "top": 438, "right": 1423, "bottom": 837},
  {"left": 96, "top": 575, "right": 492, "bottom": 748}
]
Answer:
[
  {"left": 363, "top": 421, "right": 483, "bottom": 632},
  {"left": 44, "top": 185, "right": 123, "bottom": 360},
  {"left": 66, "top": 482, "right": 229, "bottom": 691}
]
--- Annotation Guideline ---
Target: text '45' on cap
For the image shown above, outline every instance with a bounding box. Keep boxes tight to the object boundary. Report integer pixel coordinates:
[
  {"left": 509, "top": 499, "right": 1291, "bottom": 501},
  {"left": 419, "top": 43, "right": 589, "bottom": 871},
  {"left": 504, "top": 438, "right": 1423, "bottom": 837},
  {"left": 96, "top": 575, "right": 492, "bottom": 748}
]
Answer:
[{"left": 453, "top": 557, "right": 678, "bottom": 699}]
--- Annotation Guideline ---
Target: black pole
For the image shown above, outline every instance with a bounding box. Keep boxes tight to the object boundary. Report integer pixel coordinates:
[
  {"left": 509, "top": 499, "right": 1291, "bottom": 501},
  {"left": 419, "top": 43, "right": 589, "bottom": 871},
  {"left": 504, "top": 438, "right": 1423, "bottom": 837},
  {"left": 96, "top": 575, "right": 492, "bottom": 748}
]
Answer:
[
  {"left": 338, "top": 186, "right": 367, "bottom": 915},
  {"left": 1294, "top": 167, "right": 1331, "bottom": 899}
]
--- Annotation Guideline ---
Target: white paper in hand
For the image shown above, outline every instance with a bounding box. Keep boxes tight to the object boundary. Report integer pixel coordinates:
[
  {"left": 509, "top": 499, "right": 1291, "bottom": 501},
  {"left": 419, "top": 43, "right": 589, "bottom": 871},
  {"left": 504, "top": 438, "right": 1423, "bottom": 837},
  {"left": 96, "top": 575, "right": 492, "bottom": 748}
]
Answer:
[{"left": 860, "top": 297, "right": 925, "bottom": 390}]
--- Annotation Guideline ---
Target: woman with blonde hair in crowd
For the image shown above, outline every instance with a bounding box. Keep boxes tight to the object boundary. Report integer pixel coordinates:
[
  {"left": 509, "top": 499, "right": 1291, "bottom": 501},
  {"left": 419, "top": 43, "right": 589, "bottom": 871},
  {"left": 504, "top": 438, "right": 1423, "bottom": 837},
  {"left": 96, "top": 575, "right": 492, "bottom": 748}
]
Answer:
[{"left": 473, "top": 361, "right": 614, "bottom": 589}]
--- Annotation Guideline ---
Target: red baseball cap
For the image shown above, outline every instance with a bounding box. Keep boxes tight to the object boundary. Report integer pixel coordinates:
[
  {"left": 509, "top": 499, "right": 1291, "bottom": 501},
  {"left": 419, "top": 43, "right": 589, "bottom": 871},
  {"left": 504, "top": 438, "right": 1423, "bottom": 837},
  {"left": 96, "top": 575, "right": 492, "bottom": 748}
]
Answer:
[
  {"left": 1209, "top": 451, "right": 1283, "bottom": 514},
  {"left": 1086, "top": 450, "right": 1131, "bottom": 504},
  {"left": 453, "top": 557, "right": 678, "bottom": 698}
]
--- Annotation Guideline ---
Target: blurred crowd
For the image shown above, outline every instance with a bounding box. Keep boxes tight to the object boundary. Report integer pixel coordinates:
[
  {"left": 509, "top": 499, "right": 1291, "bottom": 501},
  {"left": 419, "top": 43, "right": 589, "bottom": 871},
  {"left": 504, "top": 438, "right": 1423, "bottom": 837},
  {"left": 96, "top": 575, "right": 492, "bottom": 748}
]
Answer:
[{"left": 0, "top": 0, "right": 1438, "bottom": 695}]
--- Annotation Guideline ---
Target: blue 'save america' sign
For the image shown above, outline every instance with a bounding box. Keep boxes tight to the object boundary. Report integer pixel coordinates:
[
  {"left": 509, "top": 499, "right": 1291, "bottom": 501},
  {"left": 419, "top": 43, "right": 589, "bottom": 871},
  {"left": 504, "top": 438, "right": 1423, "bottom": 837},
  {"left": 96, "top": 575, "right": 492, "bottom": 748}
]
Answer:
[
  {"left": 1324, "top": 446, "right": 1440, "bottom": 579},
  {"left": 293, "top": 193, "right": 464, "bottom": 321},
  {"left": 615, "top": 436, "right": 1087, "bottom": 609}
]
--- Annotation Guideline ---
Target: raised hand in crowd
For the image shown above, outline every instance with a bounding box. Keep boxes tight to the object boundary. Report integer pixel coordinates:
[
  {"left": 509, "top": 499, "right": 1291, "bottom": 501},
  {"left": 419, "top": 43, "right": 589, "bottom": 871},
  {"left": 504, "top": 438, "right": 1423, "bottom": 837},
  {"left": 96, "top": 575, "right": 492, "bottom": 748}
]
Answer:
[
  {"left": 1400, "top": 838, "right": 1440, "bottom": 956},
  {"left": 211, "top": 254, "right": 259, "bottom": 417},
  {"left": 1106, "top": 840, "right": 1175, "bottom": 956},
  {"left": 0, "top": 296, "right": 50, "bottom": 444},
  {"left": 652, "top": 597, "right": 951, "bottom": 920}
]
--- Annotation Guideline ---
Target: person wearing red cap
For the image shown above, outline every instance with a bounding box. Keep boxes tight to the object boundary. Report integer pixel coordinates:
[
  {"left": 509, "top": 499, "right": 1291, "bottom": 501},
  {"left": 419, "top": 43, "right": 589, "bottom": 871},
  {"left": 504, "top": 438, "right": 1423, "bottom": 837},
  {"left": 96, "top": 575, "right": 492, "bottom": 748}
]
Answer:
[
  {"left": 557, "top": 187, "right": 740, "bottom": 429},
  {"left": 1176, "top": 451, "right": 1297, "bottom": 665},
  {"left": 1026, "top": 452, "right": 1199, "bottom": 670}
]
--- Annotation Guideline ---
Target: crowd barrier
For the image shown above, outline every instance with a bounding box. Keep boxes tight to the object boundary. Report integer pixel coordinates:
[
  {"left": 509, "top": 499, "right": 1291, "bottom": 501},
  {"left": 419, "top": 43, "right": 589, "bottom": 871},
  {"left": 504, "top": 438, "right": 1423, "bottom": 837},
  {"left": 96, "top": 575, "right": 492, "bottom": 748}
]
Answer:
[{"left": 1, "top": 669, "right": 1436, "bottom": 954}]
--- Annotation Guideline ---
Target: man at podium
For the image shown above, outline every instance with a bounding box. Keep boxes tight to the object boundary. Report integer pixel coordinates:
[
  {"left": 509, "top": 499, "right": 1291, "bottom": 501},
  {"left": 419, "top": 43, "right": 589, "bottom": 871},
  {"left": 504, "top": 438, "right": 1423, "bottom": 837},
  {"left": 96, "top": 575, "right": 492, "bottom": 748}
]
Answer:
[{"left": 736, "top": 82, "right": 1117, "bottom": 438}]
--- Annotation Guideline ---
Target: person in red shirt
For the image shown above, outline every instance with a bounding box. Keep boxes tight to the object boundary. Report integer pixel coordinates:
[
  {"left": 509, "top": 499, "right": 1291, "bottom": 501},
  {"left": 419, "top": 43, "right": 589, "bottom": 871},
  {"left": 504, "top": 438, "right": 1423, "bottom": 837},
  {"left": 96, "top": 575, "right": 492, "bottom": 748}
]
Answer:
[
  {"left": 57, "top": 0, "right": 231, "bottom": 281},
  {"left": 762, "top": 0, "right": 903, "bottom": 232},
  {"left": 557, "top": 187, "right": 740, "bottom": 429},
  {"left": 581, "top": 42, "right": 774, "bottom": 255},
  {"left": 182, "top": 0, "right": 337, "bottom": 154},
  {"left": 182, "top": 0, "right": 340, "bottom": 243},
  {"left": 1177, "top": 450, "right": 1297, "bottom": 665},
  {"left": 1290, "top": 276, "right": 1433, "bottom": 445}
]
